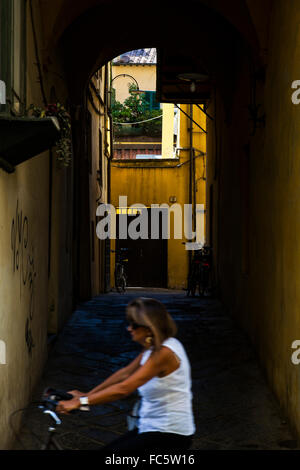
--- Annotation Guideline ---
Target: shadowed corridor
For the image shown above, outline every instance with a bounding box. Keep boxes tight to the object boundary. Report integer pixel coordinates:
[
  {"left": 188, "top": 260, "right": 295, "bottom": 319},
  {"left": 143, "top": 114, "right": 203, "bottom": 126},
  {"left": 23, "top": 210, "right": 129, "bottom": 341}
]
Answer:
[{"left": 14, "top": 290, "right": 298, "bottom": 450}]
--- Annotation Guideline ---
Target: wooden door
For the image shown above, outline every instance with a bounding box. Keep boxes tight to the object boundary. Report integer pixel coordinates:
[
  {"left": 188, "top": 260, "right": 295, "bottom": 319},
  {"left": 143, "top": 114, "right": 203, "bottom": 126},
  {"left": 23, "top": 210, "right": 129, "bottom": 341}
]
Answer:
[{"left": 116, "top": 209, "right": 167, "bottom": 287}]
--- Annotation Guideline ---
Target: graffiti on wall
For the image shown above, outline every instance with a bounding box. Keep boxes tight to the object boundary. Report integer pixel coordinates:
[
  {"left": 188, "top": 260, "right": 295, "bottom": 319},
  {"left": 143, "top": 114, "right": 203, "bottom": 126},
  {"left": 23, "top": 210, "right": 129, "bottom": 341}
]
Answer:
[{"left": 11, "top": 200, "right": 37, "bottom": 354}]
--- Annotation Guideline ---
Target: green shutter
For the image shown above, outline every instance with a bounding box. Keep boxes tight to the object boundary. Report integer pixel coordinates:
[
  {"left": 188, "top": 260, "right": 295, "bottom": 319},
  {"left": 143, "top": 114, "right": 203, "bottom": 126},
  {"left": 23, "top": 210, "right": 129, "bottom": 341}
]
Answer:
[
  {"left": 144, "top": 91, "right": 160, "bottom": 112},
  {"left": 152, "top": 92, "right": 160, "bottom": 110},
  {"left": 144, "top": 91, "right": 151, "bottom": 111}
]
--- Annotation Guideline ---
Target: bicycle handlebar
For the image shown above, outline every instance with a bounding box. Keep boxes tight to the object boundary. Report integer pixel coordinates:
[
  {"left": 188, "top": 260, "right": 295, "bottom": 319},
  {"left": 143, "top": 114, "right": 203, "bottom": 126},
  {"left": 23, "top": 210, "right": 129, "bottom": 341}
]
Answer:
[
  {"left": 39, "top": 388, "right": 78, "bottom": 425},
  {"left": 43, "top": 409, "right": 62, "bottom": 426},
  {"left": 40, "top": 387, "right": 90, "bottom": 425},
  {"left": 43, "top": 387, "right": 74, "bottom": 402}
]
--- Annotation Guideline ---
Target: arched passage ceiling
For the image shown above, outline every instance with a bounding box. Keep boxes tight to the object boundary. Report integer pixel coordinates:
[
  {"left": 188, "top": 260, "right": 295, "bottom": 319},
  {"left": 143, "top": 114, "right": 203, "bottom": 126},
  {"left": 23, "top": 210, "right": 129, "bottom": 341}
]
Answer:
[{"left": 41, "top": 0, "right": 267, "bottom": 101}]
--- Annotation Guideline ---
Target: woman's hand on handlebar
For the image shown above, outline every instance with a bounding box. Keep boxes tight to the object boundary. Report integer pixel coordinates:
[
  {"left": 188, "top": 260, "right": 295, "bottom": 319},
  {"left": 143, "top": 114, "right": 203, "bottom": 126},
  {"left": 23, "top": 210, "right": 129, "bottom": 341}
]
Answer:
[
  {"left": 56, "top": 398, "right": 80, "bottom": 414},
  {"left": 67, "top": 389, "right": 86, "bottom": 398}
]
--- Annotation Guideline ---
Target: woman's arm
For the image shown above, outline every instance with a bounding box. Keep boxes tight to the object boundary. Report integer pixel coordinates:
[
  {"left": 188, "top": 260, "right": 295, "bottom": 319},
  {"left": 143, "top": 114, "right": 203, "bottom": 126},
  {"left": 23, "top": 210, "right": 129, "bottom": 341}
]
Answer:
[
  {"left": 87, "top": 352, "right": 143, "bottom": 395},
  {"left": 57, "top": 347, "right": 173, "bottom": 413},
  {"left": 68, "top": 352, "right": 144, "bottom": 398}
]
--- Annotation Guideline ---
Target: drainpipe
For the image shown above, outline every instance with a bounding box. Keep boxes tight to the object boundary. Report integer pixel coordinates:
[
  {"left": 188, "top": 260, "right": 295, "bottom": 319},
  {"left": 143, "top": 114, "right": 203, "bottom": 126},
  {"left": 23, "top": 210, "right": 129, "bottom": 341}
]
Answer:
[
  {"left": 104, "top": 63, "right": 110, "bottom": 204},
  {"left": 192, "top": 108, "right": 196, "bottom": 235},
  {"left": 107, "top": 113, "right": 114, "bottom": 206},
  {"left": 108, "top": 62, "right": 114, "bottom": 204},
  {"left": 189, "top": 104, "right": 194, "bottom": 270},
  {"left": 104, "top": 62, "right": 114, "bottom": 291}
]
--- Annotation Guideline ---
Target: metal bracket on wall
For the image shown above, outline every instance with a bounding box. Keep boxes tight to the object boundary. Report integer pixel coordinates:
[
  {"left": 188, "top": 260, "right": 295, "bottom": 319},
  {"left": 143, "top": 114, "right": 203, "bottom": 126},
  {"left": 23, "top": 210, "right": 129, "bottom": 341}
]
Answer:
[
  {"left": 195, "top": 103, "right": 214, "bottom": 121},
  {"left": 175, "top": 105, "right": 207, "bottom": 134}
]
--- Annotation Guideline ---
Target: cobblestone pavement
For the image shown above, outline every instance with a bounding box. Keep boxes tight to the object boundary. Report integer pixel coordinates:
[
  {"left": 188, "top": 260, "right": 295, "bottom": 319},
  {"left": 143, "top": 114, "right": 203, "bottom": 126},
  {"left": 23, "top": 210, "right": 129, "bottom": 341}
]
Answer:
[{"left": 14, "top": 289, "right": 298, "bottom": 450}]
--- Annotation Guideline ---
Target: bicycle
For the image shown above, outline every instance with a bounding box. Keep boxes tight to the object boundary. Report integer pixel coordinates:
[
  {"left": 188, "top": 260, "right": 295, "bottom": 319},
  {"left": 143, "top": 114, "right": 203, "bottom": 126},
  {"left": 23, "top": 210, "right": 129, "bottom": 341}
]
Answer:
[
  {"left": 39, "top": 388, "right": 84, "bottom": 449},
  {"left": 198, "top": 245, "right": 212, "bottom": 297},
  {"left": 111, "top": 248, "right": 129, "bottom": 293},
  {"left": 10, "top": 388, "right": 89, "bottom": 450},
  {"left": 186, "top": 250, "right": 202, "bottom": 297},
  {"left": 185, "top": 244, "right": 212, "bottom": 297}
]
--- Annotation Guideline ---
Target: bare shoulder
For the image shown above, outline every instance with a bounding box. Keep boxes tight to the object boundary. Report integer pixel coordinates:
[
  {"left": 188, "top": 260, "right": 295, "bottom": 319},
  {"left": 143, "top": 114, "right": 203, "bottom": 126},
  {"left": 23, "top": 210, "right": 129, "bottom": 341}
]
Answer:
[
  {"left": 151, "top": 346, "right": 176, "bottom": 364},
  {"left": 149, "top": 346, "right": 181, "bottom": 377}
]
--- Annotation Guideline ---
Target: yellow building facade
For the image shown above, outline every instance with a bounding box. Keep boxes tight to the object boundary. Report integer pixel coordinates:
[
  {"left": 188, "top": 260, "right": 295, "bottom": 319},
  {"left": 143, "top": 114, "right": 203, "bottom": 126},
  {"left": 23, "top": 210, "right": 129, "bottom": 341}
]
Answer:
[
  {"left": 6, "top": 0, "right": 300, "bottom": 450},
  {"left": 110, "top": 78, "right": 206, "bottom": 288}
]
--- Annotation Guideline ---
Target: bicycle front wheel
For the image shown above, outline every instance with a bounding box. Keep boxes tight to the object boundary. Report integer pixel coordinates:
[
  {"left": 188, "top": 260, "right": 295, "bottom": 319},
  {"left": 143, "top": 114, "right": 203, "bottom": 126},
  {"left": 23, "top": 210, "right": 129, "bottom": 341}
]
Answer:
[
  {"left": 120, "top": 273, "right": 126, "bottom": 293},
  {"left": 115, "top": 266, "right": 126, "bottom": 293}
]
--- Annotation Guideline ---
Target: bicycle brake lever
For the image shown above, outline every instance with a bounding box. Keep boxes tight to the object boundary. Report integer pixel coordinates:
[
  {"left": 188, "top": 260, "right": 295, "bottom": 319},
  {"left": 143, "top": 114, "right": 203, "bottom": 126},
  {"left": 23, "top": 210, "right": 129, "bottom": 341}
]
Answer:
[{"left": 43, "top": 409, "right": 62, "bottom": 425}]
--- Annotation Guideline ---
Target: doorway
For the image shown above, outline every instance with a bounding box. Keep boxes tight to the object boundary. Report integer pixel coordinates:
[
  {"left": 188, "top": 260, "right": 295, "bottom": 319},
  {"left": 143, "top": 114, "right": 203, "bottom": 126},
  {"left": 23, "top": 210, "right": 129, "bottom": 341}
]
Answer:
[{"left": 116, "top": 209, "right": 168, "bottom": 287}]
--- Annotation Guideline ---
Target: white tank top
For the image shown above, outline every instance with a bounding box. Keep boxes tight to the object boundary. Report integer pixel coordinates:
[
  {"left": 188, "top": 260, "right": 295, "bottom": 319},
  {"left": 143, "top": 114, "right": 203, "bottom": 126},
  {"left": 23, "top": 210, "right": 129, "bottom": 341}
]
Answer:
[{"left": 137, "top": 337, "right": 195, "bottom": 435}]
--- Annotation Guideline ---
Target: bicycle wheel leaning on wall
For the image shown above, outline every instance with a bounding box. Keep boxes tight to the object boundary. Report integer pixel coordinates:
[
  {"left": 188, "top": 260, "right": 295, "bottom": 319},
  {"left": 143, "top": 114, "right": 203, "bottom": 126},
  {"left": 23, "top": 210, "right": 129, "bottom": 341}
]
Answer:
[{"left": 115, "top": 263, "right": 126, "bottom": 293}]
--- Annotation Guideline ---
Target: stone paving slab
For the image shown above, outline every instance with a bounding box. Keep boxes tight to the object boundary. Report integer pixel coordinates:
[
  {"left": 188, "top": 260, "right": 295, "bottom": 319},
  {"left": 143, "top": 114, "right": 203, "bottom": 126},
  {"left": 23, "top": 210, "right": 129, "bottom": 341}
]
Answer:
[{"left": 13, "top": 289, "right": 298, "bottom": 450}]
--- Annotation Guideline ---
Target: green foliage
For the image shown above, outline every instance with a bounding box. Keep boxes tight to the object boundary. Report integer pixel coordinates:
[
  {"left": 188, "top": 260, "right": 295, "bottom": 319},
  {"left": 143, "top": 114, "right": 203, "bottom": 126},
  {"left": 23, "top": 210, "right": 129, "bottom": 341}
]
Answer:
[
  {"left": 26, "top": 102, "right": 72, "bottom": 167},
  {"left": 111, "top": 84, "right": 162, "bottom": 136}
]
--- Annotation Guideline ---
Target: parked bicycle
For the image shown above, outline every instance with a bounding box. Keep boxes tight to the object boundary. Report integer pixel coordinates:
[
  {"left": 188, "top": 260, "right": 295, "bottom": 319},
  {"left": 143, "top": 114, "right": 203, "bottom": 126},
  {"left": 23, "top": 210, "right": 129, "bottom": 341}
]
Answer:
[
  {"left": 198, "top": 245, "right": 212, "bottom": 297},
  {"left": 185, "top": 244, "right": 212, "bottom": 297},
  {"left": 111, "top": 248, "right": 129, "bottom": 293}
]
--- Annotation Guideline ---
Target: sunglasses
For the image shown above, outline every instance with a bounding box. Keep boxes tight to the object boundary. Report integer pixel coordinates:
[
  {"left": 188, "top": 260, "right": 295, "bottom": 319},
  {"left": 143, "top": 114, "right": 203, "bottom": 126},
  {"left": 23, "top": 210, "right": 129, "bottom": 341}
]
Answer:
[{"left": 127, "top": 321, "right": 146, "bottom": 330}]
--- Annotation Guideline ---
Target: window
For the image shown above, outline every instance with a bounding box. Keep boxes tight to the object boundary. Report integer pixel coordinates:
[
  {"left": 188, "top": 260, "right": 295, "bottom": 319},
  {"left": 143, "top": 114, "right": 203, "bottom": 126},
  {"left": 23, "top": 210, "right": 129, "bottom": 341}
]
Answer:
[
  {"left": 12, "top": 0, "right": 26, "bottom": 113},
  {"left": 144, "top": 91, "right": 160, "bottom": 111},
  {"left": 0, "top": 0, "right": 26, "bottom": 114},
  {"left": 0, "top": 0, "right": 12, "bottom": 113}
]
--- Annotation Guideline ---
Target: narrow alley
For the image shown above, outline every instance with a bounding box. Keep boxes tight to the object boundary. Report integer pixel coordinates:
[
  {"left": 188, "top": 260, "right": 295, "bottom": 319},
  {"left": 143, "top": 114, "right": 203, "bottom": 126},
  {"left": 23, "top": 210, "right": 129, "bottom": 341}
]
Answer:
[
  {"left": 14, "top": 290, "right": 297, "bottom": 451},
  {"left": 2, "top": 0, "right": 300, "bottom": 453}
]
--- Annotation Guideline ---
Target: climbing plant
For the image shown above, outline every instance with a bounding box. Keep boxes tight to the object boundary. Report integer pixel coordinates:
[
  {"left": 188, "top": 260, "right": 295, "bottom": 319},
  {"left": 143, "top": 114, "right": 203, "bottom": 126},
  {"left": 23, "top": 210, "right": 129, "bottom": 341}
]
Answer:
[{"left": 26, "top": 102, "right": 72, "bottom": 167}]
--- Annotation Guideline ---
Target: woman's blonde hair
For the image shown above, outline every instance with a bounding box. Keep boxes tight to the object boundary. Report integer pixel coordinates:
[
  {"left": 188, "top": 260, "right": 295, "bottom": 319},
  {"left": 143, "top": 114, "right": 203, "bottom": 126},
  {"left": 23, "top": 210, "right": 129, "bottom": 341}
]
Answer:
[{"left": 126, "top": 297, "right": 177, "bottom": 351}]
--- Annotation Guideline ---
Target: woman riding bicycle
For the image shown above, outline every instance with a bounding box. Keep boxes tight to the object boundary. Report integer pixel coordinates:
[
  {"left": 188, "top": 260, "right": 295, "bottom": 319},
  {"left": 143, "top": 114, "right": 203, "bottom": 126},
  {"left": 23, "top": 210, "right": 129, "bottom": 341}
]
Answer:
[{"left": 56, "top": 297, "right": 195, "bottom": 452}]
